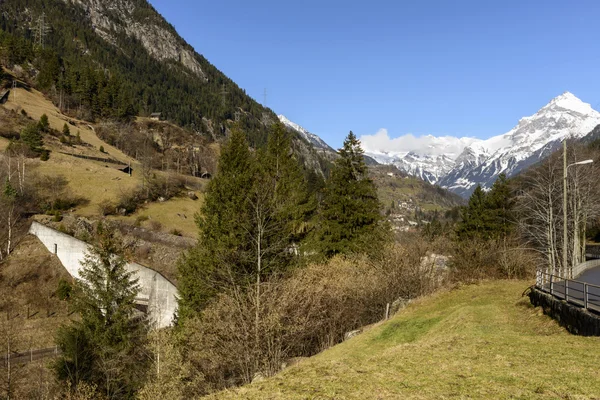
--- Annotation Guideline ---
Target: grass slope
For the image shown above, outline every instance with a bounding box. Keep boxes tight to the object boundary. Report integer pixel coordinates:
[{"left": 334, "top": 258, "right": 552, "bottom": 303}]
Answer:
[
  {"left": 211, "top": 281, "right": 600, "bottom": 399},
  {"left": 2, "top": 85, "right": 206, "bottom": 236},
  {"left": 0, "top": 235, "right": 73, "bottom": 349}
]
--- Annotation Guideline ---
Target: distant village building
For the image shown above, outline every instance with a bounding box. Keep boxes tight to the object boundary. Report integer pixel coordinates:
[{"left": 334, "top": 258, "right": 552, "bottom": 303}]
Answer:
[{"left": 150, "top": 112, "right": 162, "bottom": 121}]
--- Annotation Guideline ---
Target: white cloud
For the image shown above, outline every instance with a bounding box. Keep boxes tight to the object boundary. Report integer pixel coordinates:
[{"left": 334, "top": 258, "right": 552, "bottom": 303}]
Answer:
[{"left": 360, "top": 129, "right": 480, "bottom": 158}]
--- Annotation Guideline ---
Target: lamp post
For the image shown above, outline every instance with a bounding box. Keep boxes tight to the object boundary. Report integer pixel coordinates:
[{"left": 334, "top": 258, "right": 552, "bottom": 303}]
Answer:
[{"left": 563, "top": 140, "right": 593, "bottom": 278}]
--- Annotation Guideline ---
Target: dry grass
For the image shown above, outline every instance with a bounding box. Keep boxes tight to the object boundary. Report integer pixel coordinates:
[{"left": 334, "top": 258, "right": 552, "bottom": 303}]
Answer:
[
  {"left": 1, "top": 87, "right": 207, "bottom": 224},
  {"left": 110, "top": 193, "right": 203, "bottom": 238},
  {"left": 0, "top": 235, "right": 74, "bottom": 349},
  {"left": 34, "top": 154, "right": 140, "bottom": 215},
  {"left": 210, "top": 280, "right": 600, "bottom": 400},
  {"left": 4, "top": 86, "right": 133, "bottom": 163}
]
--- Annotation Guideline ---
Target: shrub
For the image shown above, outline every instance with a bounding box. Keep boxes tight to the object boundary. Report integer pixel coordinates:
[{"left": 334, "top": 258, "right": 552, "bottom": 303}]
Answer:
[
  {"left": 38, "top": 114, "right": 49, "bottom": 132},
  {"left": 53, "top": 210, "right": 63, "bottom": 222},
  {"left": 56, "top": 279, "right": 73, "bottom": 300},
  {"left": 182, "top": 243, "right": 443, "bottom": 396},
  {"left": 170, "top": 228, "right": 182, "bottom": 236},
  {"left": 20, "top": 109, "right": 27, "bottom": 117},
  {"left": 448, "top": 236, "right": 536, "bottom": 282},
  {"left": 40, "top": 149, "right": 50, "bottom": 161},
  {"left": 97, "top": 200, "right": 117, "bottom": 216},
  {"left": 99, "top": 145, "right": 105, "bottom": 153},
  {"left": 135, "top": 215, "right": 149, "bottom": 226},
  {"left": 149, "top": 220, "right": 162, "bottom": 231}
]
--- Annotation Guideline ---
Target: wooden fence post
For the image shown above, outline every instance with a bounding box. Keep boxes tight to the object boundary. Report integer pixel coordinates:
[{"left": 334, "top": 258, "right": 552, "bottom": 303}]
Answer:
[{"left": 584, "top": 284, "right": 588, "bottom": 310}]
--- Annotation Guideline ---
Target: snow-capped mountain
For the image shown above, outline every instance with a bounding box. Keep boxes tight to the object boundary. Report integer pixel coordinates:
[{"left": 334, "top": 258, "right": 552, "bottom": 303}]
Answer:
[
  {"left": 278, "top": 115, "right": 334, "bottom": 151},
  {"left": 439, "top": 92, "right": 600, "bottom": 196},
  {"left": 364, "top": 134, "right": 480, "bottom": 184},
  {"left": 364, "top": 92, "right": 600, "bottom": 197},
  {"left": 368, "top": 152, "right": 455, "bottom": 184}
]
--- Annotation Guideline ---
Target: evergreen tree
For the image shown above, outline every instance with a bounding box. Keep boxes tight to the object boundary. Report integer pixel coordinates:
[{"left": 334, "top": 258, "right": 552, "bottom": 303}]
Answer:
[
  {"left": 53, "top": 224, "right": 149, "bottom": 399},
  {"left": 178, "top": 125, "right": 256, "bottom": 319},
  {"left": 178, "top": 123, "right": 311, "bottom": 321},
  {"left": 456, "top": 176, "right": 515, "bottom": 241},
  {"left": 38, "top": 113, "right": 50, "bottom": 132},
  {"left": 456, "top": 185, "right": 488, "bottom": 240},
  {"left": 485, "top": 173, "right": 515, "bottom": 238},
  {"left": 62, "top": 123, "right": 71, "bottom": 136},
  {"left": 20, "top": 123, "right": 43, "bottom": 152},
  {"left": 312, "top": 131, "right": 386, "bottom": 257}
]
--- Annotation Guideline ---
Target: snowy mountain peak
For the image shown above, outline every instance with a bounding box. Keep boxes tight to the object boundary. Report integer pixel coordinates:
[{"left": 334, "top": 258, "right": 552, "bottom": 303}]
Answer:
[
  {"left": 363, "top": 92, "right": 600, "bottom": 197},
  {"left": 543, "top": 91, "right": 596, "bottom": 116},
  {"left": 278, "top": 115, "right": 333, "bottom": 151}
]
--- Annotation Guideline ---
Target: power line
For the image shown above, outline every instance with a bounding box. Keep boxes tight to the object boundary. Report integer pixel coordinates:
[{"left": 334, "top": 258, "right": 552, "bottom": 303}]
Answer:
[
  {"left": 33, "top": 12, "right": 51, "bottom": 49},
  {"left": 220, "top": 83, "right": 228, "bottom": 107}
]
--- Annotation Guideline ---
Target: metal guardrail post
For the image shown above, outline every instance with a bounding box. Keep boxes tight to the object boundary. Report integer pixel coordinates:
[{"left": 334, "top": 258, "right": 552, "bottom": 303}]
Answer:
[
  {"left": 550, "top": 275, "right": 554, "bottom": 295},
  {"left": 565, "top": 280, "right": 569, "bottom": 302},
  {"left": 584, "top": 283, "right": 588, "bottom": 309}
]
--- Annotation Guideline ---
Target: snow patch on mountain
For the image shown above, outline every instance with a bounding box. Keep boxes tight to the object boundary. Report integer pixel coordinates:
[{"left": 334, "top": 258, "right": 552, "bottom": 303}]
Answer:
[
  {"left": 361, "top": 129, "right": 480, "bottom": 184},
  {"left": 362, "top": 92, "right": 600, "bottom": 197},
  {"left": 278, "top": 115, "right": 333, "bottom": 151}
]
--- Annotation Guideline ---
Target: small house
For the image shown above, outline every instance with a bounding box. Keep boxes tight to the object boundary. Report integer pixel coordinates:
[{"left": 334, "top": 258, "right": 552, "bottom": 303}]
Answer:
[{"left": 150, "top": 112, "right": 162, "bottom": 121}]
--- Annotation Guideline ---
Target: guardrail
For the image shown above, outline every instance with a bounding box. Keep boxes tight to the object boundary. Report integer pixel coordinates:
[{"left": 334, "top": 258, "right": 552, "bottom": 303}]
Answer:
[{"left": 536, "top": 271, "right": 600, "bottom": 313}]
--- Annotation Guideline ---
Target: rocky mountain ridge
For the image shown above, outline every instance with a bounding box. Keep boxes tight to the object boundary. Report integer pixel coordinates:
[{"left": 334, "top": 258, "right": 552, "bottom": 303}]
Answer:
[{"left": 366, "top": 92, "right": 600, "bottom": 197}]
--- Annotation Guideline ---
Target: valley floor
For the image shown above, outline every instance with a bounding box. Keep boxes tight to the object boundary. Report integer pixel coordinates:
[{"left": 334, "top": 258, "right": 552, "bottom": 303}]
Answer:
[{"left": 210, "top": 280, "right": 600, "bottom": 399}]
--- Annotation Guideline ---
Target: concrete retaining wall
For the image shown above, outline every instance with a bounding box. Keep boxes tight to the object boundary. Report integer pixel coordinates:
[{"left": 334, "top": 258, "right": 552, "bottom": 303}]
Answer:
[
  {"left": 29, "top": 222, "right": 178, "bottom": 328},
  {"left": 528, "top": 287, "right": 600, "bottom": 336}
]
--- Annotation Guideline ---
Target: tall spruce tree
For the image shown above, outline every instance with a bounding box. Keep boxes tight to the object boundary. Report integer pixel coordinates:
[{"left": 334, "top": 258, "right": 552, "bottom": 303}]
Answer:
[
  {"left": 485, "top": 173, "right": 515, "bottom": 238},
  {"left": 53, "top": 224, "right": 149, "bottom": 399},
  {"left": 456, "top": 176, "right": 515, "bottom": 240},
  {"left": 178, "top": 123, "right": 311, "bottom": 321},
  {"left": 313, "top": 131, "right": 385, "bottom": 257},
  {"left": 456, "top": 185, "right": 488, "bottom": 240},
  {"left": 178, "top": 125, "right": 256, "bottom": 320}
]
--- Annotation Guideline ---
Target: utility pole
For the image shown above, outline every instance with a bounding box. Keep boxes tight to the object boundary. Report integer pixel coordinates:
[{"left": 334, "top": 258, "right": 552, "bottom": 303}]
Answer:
[
  {"left": 220, "top": 83, "right": 228, "bottom": 107},
  {"left": 34, "top": 13, "right": 51, "bottom": 49},
  {"left": 563, "top": 140, "right": 594, "bottom": 278},
  {"left": 563, "top": 140, "right": 568, "bottom": 278}
]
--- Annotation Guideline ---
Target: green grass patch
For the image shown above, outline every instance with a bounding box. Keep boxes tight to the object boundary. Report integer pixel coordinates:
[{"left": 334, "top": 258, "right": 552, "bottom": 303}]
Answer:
[{"left": 210, "top": 280, "right": 600, "bottom": 399}]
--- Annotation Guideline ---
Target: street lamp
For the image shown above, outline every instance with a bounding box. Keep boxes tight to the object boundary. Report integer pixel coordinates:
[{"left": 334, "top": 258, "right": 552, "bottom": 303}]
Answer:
[{"left": 563, "top": 140, "right": 594, "bottom": 278}]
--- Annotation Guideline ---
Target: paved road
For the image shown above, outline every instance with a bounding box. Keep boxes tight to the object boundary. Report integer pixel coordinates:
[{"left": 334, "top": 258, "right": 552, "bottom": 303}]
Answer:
[
  {"left": 544, "top": 269, "right": 600, "bottom": 313},
  {"left": 578, "top": 266, "right": 600, "bottom": 285}
]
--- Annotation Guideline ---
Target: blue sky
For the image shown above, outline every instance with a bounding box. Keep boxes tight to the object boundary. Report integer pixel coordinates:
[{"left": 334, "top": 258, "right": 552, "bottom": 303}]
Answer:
[{"left": 148, "top": 0, "right": 600, "bottom": 148}]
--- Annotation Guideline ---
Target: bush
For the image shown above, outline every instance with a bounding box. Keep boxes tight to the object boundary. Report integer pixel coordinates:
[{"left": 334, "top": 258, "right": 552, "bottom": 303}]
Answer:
[
  {"left": 149, "top": 220, "right": 162, "bottom": 231},
  {"left": 170, "top": 228, "right": 182, "bottom": 236},
  {"left": 448, "top": 236, "right": 536, "bottom": 282},
  {"left": 38, "top": 113, "right": 49, "bottom": 132},
  {"left": 57, "top": 279, "right": 73, "bottom": 300},
  {"left": 39, "top": 149, "right": 50, "bottom": 161},
  {"left": 99, "top": 145, "right": 105, "bottom": 153},
  {"left": 53, "top": 210, "right": 63, "bottom": 222},
  {"left": 97, "top": 200, "right": 117, "bottom": 216},
  {"left": 182, "top": 243, "right": 442, "bottom": 396},
  {"left": 135, "top": 215, "right": 149, "bottom": 226}
]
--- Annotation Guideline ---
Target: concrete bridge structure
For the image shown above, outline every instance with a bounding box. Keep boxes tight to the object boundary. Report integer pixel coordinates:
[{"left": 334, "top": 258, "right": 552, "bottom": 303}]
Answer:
[{"left": 29, "top": 222, "right": 178, "bottom": 329}]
